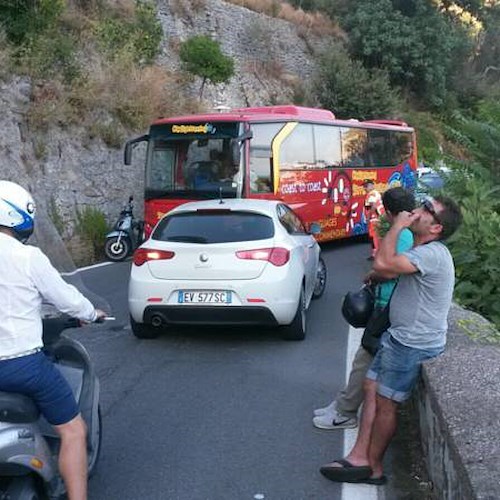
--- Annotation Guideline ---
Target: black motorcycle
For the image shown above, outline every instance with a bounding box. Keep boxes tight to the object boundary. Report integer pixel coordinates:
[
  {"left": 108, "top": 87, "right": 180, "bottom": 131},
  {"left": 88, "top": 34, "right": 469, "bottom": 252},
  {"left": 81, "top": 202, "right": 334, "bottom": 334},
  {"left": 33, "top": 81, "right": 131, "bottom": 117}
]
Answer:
[{"left": 104, "top": 196, "right": 143, "bottom": 262}]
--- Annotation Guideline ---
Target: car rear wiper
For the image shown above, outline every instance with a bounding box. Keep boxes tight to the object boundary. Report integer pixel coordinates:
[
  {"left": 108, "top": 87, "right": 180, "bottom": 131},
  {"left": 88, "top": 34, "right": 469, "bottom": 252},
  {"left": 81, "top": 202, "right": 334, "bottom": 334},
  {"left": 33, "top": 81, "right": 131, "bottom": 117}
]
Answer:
[{"left": 166, "top": 235, "right": 208, "bottom": 243}]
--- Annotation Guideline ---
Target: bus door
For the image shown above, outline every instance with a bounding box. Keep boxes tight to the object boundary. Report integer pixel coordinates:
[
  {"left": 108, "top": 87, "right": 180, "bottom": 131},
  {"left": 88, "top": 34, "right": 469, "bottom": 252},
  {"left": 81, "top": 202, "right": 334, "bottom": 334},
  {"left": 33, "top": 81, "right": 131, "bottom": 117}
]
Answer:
[{"left": 246, "top": 123, "right": 286, "bottom": 199}]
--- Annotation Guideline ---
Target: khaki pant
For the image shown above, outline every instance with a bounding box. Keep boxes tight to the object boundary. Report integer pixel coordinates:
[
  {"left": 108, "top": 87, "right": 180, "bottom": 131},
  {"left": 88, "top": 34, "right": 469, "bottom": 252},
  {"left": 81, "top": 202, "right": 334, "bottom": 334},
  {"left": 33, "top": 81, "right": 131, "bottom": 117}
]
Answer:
[{"left": 336, "top": 345, "right": 374, "bottom": 418}]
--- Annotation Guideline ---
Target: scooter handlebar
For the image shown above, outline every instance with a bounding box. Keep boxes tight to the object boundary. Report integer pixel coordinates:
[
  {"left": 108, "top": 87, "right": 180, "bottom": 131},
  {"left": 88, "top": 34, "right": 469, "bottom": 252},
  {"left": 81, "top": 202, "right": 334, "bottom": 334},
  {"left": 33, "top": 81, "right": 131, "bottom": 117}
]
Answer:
[{"left": 94, "top": 316, "right": 115, "bottom": 323}]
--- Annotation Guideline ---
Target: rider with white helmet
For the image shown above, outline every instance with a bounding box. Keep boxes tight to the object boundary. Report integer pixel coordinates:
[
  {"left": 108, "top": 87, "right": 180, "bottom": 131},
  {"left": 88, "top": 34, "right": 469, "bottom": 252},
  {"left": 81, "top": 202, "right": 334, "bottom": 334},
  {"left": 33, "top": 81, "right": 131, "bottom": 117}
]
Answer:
[{"left": 0, "top": 180, "right": 106, "bottom": 500}]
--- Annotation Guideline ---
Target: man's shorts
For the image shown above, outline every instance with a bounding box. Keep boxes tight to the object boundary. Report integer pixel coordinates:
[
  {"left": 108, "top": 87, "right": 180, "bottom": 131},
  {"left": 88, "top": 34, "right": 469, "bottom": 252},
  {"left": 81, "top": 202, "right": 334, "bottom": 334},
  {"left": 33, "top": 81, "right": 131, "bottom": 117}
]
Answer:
[
  {"left": 0, "top": 351, "right": 79, "bottom": 425},
  {"left": 366, "top": 332, "right": 444, "bottom": 402}
]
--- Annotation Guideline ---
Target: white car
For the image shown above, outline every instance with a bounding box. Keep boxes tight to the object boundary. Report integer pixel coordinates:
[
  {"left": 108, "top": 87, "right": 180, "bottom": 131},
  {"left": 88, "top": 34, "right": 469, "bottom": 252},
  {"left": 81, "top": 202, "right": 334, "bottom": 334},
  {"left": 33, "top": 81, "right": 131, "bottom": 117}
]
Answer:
[{"left": 128, "top": 199, "right": 327, "bottom": 341}]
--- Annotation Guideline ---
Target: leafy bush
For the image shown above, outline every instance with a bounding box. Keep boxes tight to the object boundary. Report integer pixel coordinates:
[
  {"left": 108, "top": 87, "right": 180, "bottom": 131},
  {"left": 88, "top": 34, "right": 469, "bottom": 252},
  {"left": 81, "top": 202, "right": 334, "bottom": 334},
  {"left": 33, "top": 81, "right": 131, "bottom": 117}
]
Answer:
[
  {"left": 0, "top": 0, "right": 64, "bottom": 45},
  {"left": 313, "top": 44, "right": 396, "bottom": 119},
  {"left": 17, "top": 29, "right": 80, "bottom": 83},
  {"left": 95, "top": 1, "right": 162, "bottom": 64},
  {"left": 179, "top": 35, "right": 235, "bottom": 99},
  {"left": 75, "top": 206, "right": 109, "bottom": 260},
  {"left": 445, "top": 166, "right": 500, "bottom": 329}
]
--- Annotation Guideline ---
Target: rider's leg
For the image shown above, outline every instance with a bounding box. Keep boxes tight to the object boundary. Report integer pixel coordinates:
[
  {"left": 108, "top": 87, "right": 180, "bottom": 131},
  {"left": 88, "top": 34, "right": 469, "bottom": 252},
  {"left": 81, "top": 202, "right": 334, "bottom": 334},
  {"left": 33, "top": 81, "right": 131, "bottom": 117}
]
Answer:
[{"left": 55, "top": 415, "right": 88, "bottom": 500}]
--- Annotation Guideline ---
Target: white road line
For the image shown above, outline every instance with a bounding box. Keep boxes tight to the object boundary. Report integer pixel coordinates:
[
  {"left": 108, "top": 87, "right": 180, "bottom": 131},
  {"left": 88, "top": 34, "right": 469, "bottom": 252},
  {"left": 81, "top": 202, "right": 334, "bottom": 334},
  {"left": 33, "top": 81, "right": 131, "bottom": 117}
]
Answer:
[
  {"left": 341, "top": 326, "right": 379, "bottom": 500},
  {"left": 61, "top": 260, "right": 115, "bottom": 276}
]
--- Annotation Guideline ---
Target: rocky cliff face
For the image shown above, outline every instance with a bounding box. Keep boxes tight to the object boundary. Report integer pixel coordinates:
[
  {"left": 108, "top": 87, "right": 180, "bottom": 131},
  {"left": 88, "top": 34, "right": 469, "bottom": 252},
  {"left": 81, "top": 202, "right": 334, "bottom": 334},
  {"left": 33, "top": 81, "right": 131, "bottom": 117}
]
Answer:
[{"left": 0, "top": 0, "right": 328, "bottom": 263}]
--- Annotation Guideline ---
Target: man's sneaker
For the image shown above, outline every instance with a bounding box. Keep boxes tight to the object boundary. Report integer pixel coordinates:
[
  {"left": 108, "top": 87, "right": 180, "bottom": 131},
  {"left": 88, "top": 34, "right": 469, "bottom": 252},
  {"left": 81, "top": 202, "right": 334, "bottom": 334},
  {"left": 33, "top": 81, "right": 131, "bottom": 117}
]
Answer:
[
  {"left": 313, "top": 400, "right": 337, "bottom": 417},
  {"left": 313, "top": 410, "right": 358, "bottom": 430}
]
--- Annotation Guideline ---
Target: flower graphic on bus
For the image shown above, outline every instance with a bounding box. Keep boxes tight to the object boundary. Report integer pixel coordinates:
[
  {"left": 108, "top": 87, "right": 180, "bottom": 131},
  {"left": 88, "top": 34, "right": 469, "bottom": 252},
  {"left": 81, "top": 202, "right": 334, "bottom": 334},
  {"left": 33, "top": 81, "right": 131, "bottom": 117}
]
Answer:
[
  {"left": 321, "top": 171, "right": 364, "bottom": 235},
  {"left": 321, "top": 171, "right": 351, "bottom": 209}
]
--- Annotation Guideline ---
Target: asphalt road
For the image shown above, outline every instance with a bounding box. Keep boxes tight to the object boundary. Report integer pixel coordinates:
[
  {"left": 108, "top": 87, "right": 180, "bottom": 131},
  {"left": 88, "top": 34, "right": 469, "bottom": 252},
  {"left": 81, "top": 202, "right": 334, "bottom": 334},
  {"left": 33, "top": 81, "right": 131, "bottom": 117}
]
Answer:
[{"left": 71, "top": 239, "right": 372, "bottom": 500}]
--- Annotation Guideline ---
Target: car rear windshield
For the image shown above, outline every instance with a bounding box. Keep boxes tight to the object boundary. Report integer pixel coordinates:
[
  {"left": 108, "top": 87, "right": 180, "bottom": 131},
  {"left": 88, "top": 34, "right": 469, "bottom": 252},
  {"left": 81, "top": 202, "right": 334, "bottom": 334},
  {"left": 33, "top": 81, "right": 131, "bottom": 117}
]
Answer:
[{"left": 152, "top": 210, "right": 275, "bottom": 244}]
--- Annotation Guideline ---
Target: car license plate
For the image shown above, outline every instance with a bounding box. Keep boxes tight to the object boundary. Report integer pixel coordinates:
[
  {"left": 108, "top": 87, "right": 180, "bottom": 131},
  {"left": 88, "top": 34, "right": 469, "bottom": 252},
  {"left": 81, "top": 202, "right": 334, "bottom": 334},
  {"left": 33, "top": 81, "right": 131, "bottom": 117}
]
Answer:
[{"left": 178, "top": 291, "right": 232, "bottom": 304}]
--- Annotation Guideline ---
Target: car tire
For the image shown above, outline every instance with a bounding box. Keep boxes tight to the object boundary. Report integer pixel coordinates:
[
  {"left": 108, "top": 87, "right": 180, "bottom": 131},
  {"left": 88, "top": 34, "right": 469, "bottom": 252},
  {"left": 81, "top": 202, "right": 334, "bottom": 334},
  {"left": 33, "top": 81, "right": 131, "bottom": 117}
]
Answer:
[
  {"left": 312, "top": 257, "right": 327, "bottom": 300},
  {"left": 130, "top": 315, "right": 160, "bottom": 339},
  {"left": 281, "top": 287, "right": 306, "bottom": 341}
]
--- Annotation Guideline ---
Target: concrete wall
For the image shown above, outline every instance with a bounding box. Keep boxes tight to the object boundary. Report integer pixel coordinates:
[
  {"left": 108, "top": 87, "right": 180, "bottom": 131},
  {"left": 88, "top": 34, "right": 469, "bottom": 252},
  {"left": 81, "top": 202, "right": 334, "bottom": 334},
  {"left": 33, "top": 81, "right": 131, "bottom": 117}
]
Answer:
[{"left": 416, "top": 304, "right": 500, "bottom": 500}]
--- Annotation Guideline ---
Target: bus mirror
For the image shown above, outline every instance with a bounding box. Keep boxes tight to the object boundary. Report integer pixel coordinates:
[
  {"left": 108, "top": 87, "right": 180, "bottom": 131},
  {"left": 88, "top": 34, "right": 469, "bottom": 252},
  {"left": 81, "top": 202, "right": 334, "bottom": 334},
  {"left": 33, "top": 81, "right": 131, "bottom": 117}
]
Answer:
[
  {"left": 124, "top": 134, "right": 149, "bottom": 165},
  {"left": 124, "top": 143, "right": 132, "bottom": 165},
  {"left": 230, "top": 141, "right": 241, "bottom": 166},
  {"left": 230, "top": 130, "right": 253, "bottom": 166},
  {"left": 309, "top": 222, "right": 321, "bottom": 235}
]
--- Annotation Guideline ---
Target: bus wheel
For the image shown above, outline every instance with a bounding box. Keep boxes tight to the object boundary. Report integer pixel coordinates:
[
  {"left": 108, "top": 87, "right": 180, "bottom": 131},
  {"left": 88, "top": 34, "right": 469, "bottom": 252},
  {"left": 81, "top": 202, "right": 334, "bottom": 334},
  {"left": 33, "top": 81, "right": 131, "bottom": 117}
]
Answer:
[
  {"left": 312, "top": 257, "right": 327, "bottom": 300},
  {"left": 281, "top": 287, "right": 306, "bottom": 341}
]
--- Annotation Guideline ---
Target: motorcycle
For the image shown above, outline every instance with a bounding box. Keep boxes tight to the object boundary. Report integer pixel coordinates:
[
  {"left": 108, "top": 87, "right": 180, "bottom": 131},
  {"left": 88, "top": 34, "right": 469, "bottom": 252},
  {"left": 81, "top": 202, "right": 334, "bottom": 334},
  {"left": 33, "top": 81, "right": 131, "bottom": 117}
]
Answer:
[
  {"left": 104, "top": 195, "right": 143, "bottom": 262},
  {"left": 0, "top": 316, "right": 104, "bottom": 500}
]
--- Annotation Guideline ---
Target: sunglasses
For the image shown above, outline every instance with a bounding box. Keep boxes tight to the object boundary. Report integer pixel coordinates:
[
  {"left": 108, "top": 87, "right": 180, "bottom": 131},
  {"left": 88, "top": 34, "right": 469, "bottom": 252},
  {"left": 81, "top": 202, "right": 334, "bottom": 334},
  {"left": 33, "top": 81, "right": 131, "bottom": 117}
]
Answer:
[{"left": 421, "top": 199, "right": 441, "bottom": 225}]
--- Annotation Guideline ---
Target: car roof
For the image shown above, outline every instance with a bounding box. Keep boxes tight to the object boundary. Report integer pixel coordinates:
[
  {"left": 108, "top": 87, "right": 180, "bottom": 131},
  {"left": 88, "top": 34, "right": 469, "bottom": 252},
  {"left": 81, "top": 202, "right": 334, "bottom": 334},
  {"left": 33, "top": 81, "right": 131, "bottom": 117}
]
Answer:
[{"left": 168, "top": 199, "right": 282, "bottom": 216}]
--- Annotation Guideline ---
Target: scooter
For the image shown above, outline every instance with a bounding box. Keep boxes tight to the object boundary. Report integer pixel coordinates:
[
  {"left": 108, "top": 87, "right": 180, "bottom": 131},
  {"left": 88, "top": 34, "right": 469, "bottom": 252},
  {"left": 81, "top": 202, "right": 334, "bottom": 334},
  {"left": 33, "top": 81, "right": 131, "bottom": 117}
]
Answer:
[
  {"left": 0, "top": 316, "right": 104, "bottom": 499},
  {"left": 104, "top": 195, "right": 143, "bottom": 262}
]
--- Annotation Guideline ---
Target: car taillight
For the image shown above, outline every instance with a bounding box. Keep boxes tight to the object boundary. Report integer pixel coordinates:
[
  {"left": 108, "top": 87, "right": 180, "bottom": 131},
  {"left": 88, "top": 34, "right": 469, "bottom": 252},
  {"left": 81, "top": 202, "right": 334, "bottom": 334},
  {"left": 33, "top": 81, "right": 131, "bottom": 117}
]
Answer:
[
  {"left": 235, "top": 247, "right": 290, "bottom": 266},
  {"left": 133, "top": 248, "right": 175, "bottom": 266}
]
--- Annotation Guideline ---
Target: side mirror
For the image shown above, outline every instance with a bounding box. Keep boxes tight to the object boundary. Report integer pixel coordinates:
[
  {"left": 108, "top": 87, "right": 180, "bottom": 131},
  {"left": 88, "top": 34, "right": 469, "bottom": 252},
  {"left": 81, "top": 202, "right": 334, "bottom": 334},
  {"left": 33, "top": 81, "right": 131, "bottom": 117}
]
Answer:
[
  {"left": 124, "top": 134, "right": 149, "bottom": 165},
  {"left": 309, "top": 222, "right": 321, "bottom": 235},
  {"left": 229, "top": 130, "right": 253, "bottom": 166},
  {"left": 230, "top": 141, "right": 241, "bottom": 167},
  {"left": 124, "top": 143, "right": 132, "bottom": 166}
]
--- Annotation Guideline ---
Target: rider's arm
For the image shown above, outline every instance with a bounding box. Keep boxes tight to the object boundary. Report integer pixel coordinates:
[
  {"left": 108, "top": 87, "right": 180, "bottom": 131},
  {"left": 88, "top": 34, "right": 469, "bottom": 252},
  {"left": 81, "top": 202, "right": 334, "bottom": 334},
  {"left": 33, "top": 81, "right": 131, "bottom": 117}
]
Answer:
[{"left": 28, "top": 248, "right": 98, "bottom": 322}]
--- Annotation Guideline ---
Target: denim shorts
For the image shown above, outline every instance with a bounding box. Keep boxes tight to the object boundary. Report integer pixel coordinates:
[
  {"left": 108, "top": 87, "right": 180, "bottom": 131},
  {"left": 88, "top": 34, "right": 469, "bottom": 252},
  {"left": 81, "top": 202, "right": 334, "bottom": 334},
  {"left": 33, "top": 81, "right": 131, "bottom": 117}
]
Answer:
[
  {"left": 0, "top": 351, "right": 79, "bottom": 425},
  {"left": 366, "top": 332, "right": 444, "bottom": 402}
]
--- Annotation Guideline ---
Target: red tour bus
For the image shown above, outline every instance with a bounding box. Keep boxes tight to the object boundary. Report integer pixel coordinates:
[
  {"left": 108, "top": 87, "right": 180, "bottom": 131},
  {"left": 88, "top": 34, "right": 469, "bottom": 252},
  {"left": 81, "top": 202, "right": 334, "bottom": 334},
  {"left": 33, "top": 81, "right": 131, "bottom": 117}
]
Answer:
[{"left": 124, "top": 105, "right": 417, "bottom": 241}]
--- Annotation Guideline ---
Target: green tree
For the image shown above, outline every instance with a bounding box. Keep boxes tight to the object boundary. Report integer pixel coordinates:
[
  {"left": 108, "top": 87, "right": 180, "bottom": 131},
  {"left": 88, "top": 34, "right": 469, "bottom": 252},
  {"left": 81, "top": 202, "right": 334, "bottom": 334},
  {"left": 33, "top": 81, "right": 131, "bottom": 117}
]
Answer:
[
  {"left": 179, "top": 35, "right": 234, "bottom": 99},
  {"left": 343, "top": 0, "right": 473, "bottom": 108},
  {"left": 313, "top": 45, "right": 396, "bottom": 120}
]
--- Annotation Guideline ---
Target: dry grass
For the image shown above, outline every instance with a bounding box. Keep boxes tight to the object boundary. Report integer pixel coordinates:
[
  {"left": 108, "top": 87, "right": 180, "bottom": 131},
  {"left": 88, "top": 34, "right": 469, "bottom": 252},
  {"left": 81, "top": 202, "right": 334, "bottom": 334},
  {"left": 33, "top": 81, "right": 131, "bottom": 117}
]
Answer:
[
  {"left": 27, "top": 50, "right": 203, "bottom": 139},
  {"left": 28, "top": 80, "right": 79, "bottom": 130},
  {"left": 170, "top": 0, "right": 207, "bottom": 20},
  {"left": 226, "top": 0, "right": 344, "bottom": 38},
  {"left": 78, "top": 56, "right": 198, "bottom": 129}
]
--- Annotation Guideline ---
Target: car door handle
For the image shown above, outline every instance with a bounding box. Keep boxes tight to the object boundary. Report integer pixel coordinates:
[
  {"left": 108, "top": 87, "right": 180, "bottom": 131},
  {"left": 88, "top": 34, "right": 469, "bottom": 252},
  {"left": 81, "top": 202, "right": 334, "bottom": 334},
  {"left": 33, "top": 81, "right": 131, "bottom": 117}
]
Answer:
[{"left": 307, "top": 243, "right": 314, "bottom": 248}]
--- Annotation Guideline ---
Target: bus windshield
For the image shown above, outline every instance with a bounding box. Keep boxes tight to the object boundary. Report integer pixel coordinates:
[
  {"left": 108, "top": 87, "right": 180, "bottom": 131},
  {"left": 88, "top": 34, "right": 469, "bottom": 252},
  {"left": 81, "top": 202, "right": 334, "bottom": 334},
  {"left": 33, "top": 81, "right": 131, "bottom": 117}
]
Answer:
[{"left": 145, "top": 122, "right": 242, "bottom": 200}]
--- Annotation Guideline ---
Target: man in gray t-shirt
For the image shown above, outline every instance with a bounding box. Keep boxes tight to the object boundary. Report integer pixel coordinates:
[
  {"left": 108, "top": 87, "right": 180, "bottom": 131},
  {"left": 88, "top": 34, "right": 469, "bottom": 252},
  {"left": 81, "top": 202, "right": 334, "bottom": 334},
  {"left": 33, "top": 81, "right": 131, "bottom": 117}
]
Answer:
[
  {"left": 389, "top": 240, "right": 455, "bottom": 350},
  {"left": 320, "top": 195, "right": 462, "bottom": 486}
]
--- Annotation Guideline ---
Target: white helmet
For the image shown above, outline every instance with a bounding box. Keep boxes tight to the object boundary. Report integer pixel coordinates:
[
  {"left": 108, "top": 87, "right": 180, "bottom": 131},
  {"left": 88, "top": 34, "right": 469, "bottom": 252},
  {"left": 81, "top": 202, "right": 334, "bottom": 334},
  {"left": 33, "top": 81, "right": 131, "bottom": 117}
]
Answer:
[{"left": 0, "top": 181, "right": 36, "bottom": 241}]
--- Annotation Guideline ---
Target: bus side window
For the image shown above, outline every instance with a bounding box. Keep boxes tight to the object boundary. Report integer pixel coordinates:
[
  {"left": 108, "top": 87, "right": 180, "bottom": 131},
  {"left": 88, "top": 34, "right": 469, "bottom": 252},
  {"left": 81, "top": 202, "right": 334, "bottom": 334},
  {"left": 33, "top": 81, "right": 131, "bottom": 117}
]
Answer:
[
  {"left": 341, "top": 128, "right": 368, "bottom": 167},
  {"left": 367, "top": 130, "right": 391, "bottom": 167},
  {"left": 391, "top": 132, "right": 413, "bottom": 164},
  {"left": 314, "top": 125, "right": 342, "bottom": 168},
  {"left": 279, "top": 124, "right": 314, "bottom": 170}
]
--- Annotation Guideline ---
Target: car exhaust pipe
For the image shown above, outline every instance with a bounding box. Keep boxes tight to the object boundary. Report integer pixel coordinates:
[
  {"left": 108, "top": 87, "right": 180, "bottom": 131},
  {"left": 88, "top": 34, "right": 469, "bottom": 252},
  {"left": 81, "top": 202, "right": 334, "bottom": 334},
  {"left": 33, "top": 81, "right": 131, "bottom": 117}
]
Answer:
[{"left": 151, "top": 314, "right": 164, "bottom": 328}]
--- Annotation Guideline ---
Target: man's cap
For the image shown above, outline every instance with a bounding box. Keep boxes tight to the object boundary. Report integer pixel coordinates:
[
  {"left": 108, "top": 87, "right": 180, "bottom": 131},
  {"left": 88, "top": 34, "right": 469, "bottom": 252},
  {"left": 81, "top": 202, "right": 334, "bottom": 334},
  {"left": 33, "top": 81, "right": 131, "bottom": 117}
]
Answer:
[{"left": 363, "top": 179, "right": 374, "bottom": 187}]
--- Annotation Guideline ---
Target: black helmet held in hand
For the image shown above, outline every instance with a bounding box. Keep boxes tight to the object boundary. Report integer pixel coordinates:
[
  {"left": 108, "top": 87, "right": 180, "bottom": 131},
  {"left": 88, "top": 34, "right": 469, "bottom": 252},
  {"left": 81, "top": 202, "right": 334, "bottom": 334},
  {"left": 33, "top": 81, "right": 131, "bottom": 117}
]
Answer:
[{"left": 341, "top": 284, "right": 375, "bottom": 328}]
